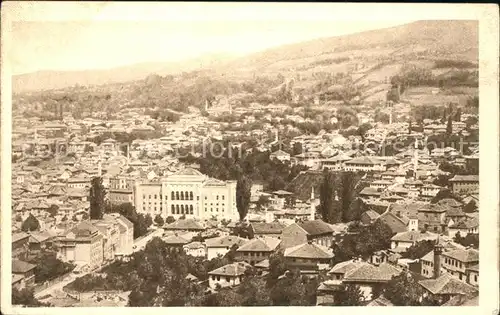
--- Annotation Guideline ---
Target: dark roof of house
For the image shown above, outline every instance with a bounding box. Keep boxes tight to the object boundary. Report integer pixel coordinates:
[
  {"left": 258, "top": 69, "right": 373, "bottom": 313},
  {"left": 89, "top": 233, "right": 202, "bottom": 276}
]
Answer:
[
  {"left": 449, "top": 175, "right": 479, "bottom": 182},
  {"left": 208, "top": 262, "right": 252, "bottom": 276},
  {"left": 442, "top": 248, "right": 479, "bottom": 263},
  {"left": 164, "top": 219, "right": 205, "bottom": 231},
  {"left": 237, "top": 237, "right": 281, "bottom": 252},
  {"left": 377, "top": 212, "right": 407, "bottom": 234},
  {"left": 419, "top": 273, "right": 478, "bottom": 296},
  {"left": 12, "top": 232, "right": 30, "bottom": 243},
  {"left": 361, "top": 210, "right": 381, "bottom": 221},
  {"left": 12, "top": 259, "right": 36, "bottom": 273},
  {"left": 204, "top": 235, "right": 248, "bottom": 248},
  {"left": 284, "top": 242, "right": 333, "bottom": 259},
  {"left": 298, "top": 219, "right": 334, "bottom": 236},
  {"left": 164, "top": 234, "right": 189, "bottom": 245},
  {"left": 250, "top": 222, "right": 286, "bottom": 235},
  {"left": 367, "top": 295, "right": 394, "bottom": 306}
]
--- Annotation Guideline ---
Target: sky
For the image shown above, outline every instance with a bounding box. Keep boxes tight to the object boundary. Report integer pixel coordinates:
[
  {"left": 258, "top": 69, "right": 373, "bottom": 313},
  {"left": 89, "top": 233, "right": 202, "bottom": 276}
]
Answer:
[{"left": 4, "top": 2, "right": 421, "bottom": 75}]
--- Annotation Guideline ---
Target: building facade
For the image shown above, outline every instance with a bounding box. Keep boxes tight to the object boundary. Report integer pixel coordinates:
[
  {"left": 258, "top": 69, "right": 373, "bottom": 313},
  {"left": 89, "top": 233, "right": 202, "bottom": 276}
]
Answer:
[{"left": 134, "top": 168, "right": 238, "bottom": 220}]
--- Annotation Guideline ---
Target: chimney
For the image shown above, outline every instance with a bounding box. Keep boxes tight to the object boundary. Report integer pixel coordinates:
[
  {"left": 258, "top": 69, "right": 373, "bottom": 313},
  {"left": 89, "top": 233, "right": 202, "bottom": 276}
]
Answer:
[{"left": 433, "top": 237, "right": 444, "bottom": 278}]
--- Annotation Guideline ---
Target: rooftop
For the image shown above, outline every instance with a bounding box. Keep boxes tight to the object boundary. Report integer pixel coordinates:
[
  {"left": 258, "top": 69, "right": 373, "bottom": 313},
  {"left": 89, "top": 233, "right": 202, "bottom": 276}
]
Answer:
[{"left": 419, "top": 272, "right": 478, "bottom": 296}]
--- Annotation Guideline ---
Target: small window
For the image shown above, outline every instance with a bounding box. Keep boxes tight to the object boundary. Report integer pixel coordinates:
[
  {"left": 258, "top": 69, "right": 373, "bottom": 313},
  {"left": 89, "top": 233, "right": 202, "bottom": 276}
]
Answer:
[
  {"left": 226, "top": 276, "right": 230, "bottom": 282},
  {"left": 474, "top": 275, "right": 477, "bottom": 281},
  {"left": 217, "top": 276, "right": 220, "bottom": 281},
  {"left": 222, "top": 195, "right": 225, "bottom": 200}
]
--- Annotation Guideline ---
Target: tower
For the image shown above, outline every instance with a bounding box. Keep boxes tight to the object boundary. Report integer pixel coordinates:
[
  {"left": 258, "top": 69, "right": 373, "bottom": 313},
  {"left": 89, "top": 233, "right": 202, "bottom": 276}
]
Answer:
[
  {"left": 413, "top": 138, "right": 418, "bottom": 179},
  {"left": 309, "top": 186, "right": 315, "bottom": 221},
  {"left": 433, "top": 236, "right": 444, "bottom": 278}
]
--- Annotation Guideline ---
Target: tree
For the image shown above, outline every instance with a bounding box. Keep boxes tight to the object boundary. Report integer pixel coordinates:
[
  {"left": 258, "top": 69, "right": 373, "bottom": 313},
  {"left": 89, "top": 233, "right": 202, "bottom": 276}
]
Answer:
[
  {"left": 21, "top": 214, "right": 40, "bottom": 232},
  {"left": 345, "top": 197, "right": 368, "bottom": 222},
  {"left": 463, "top": 200, "right": 477, "bottom": 213},
  {"left": 30, "top": 252, "right": 75, "bottom": 283},
  {"left": 431, "top": 188, "right": 461, "bottom": 204},
  {"left": 90, "top": 176, "right": 106, "bottom": 220},
  {"left": 335, "top": 284, "right": 364, "bottom": 306},
  {"left": 319, "top": 171, "right": 340, "bottom": 223},
  {"left": 402, "top": 240, "right": 435, "bottom": 259},
  {"left": 12, "top": 288, "right": 48, "bottom": 306},
  {"left": 236, "top": 175, "right": 252, "bottom": 221},
  {"left": 384, "top": 271, "right": 440, "bottom": 306},
  {"left": 408, "top": 120, "right": 412, "bottom": 134},
  {"left": 357, "top": 123, "right": 373, "bottom": 142},
  {"left": 446, "top": 114, "right": 453, "bottom": 135},
  {"left": 454, "top": 232, "right": 479, "bottom": 249},
  {"left": 154, "top": 214, "right": 165, "bottom": 226},
  {"left": 47, "top": 204, "right": 59, "bottom": 217},
  {"left": 266, "top": 252, "right": 287, "bottom": 288},
  {"left": 292, "top": 142, "right": 303, "bottom": 156},
  {"left": 454, "top": 107, "right": 462, "bottom": 121},
  {"left": 165, "top": 216, "right": 176, "bottom": 224}
]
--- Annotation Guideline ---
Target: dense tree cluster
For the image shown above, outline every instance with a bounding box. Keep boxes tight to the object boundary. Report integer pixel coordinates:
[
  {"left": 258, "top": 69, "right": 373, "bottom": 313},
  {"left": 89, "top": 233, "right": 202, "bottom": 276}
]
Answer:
[
  {"left": 318, "top": 171, "right": 366, "bottom": 224},
  {"left": 12, "top": 288, "right": 49, "bottom": 307},
  {"left": 90, "top": 177, "right": 106, "bottom": 220},
  {"left": 21, "top": 214, "right": 40, "bottom": 232},
  {"left": 26, "top": 251, "right": 75, "bottom": 284},
  {"left": 180, "top": 149, "right": 308, "bottom": 192},
  {"left": 331, "top": 220, "right": 394, "bottom": 265}
]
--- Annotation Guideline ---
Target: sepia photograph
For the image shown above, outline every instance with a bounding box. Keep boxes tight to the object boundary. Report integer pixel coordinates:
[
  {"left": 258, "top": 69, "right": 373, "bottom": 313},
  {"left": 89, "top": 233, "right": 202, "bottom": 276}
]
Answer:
[{"left": 1, "top": 2, "right": 498, "bottom": 314}]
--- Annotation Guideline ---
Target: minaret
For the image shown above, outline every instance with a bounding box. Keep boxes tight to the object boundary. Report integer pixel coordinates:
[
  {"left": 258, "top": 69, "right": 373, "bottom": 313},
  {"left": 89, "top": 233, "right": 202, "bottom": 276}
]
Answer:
[
  {"left": 413, "top": 138, "right": 418, "bottom": 179},
  {"left": 205, "top": 99, "right": 209, "bottom": 111},
  {"left": 309, "top": 186, "right": 315, "bottom": 221},
  {"left": 433, "top": 236, "right": 444, "bottom": 278}
]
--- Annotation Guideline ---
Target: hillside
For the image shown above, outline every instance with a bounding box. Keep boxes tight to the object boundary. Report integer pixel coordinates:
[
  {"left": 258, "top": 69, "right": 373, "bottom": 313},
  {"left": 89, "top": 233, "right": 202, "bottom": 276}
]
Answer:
[
  {"left": 222, "top": 20, "right": 478, "bottom": 74},
  {"left": 12, "top": 53, "right": 237, "bottom": 92},
  {"left": 12, "top": 20, "right": 478, "bottom": 93}
]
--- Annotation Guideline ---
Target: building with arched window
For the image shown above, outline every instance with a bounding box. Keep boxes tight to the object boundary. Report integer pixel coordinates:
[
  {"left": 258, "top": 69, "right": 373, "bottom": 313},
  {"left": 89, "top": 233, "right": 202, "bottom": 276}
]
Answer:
[{"left": 133, "top": 168, "right": 237, "bottom": 220}]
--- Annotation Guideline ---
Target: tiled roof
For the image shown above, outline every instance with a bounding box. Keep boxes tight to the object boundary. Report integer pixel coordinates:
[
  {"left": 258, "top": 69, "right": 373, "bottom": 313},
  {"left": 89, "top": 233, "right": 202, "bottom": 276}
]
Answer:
[
  {"left": 237, "top": 237, "right": 281, "bottom": 252},
  {"left": 419, "top": 272, "right": 478, "bottom": 296},
  {"left": 329, "top": 260, "right": 366, "bottom": 275},
  {"left": 391, "top": 231, "right": 438, "bottom": 243},
  {"left": 298, "top": 219, "right": 334, "bottom": 235},
  {"left": 173, "top": 168, "right": 203, "bottom": 176},
  {"left": 284, "top": 242, "right": 333, "bottom": 259},
  {"left": 361, "top": 210, "right": 381, "bottom": 221},
  {"left": 67, "top": 221, "right": 99, "bottom": 238},
  {"left": 204, "top": 235, "right": 247, "bottom": 248},
  {"left": 164, "top": 219, "right": 205, "bottom": 231},
  {"left": 164, "top": 234, "right": 189, "bottom": 245},
  {"left": 449, "top": 175, "right": 479, "bottom": 182},
  {"left": 12, "top": 231, "right": 30, "bottom": 243},
  {"left": 12, "top": 259, "right": 36, "bottom": 273},
  {"left": 343, "top": 263, "right": 401, "bottom": 283},
  {"left": 377, "top": 212, "right": 407, "bottom": 234},
  {"left": 255, "top": 259, "right": 270, "bottom": 268},
  {"left": 367, "top": 295, "right": 394, "bottom": 306},
  {"left": 251, "top": 222, "right": 286, "bottom": 234},
  {"left": 359, "top": 187, "right": 382, "bottom": 196},
  {"left": 184, "top": 241, "right": 205, "bottom": 249},
  {"left": 208, "top": 262, "right": 251, "bottom": 276},
  {"left": 443, "top": 248, "right": 479, "bottom": 263}
]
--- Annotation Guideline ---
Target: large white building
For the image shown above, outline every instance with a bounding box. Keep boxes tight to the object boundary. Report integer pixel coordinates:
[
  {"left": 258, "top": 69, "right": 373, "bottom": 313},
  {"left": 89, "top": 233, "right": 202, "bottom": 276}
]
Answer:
[{"left": 134, "top": 168, "right": 238, "bottom": 220}]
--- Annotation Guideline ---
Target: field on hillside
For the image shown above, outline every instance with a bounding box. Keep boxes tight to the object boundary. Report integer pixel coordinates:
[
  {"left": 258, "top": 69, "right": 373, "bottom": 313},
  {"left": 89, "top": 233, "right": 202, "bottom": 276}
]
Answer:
[{"left": 401, "top": 87, "right": 471, "bottom": 106}]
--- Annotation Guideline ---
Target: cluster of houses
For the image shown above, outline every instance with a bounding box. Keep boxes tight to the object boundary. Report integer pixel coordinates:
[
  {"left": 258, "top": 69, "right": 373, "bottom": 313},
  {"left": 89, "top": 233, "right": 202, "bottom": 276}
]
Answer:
[{"left": 11, "top": 214, "right": 134, "bottom": 291}]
